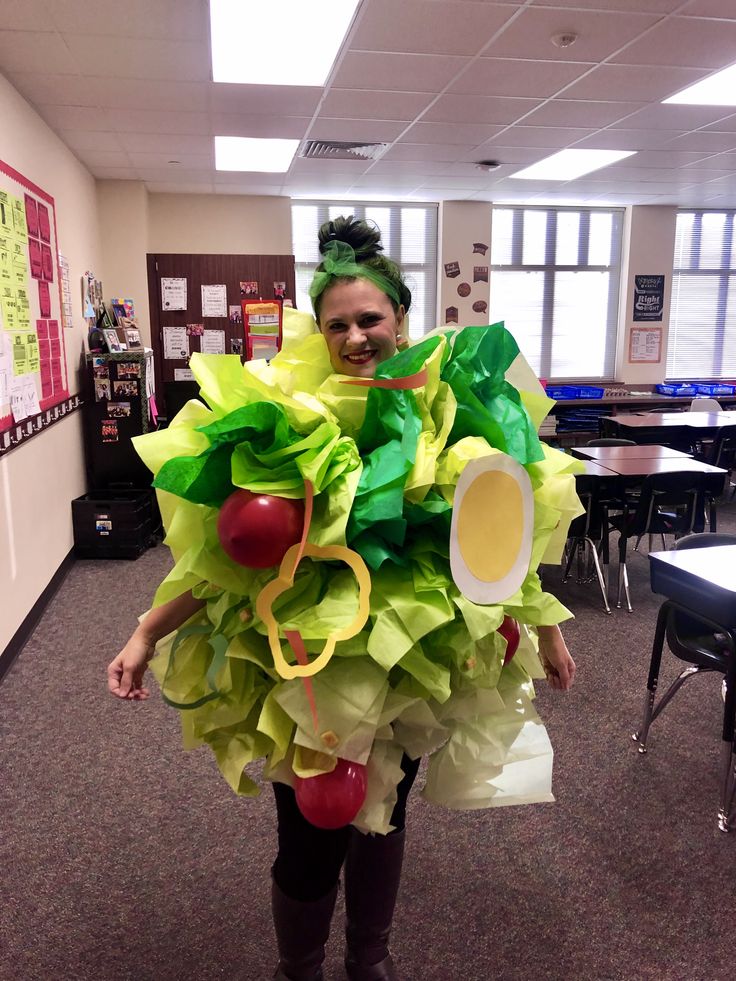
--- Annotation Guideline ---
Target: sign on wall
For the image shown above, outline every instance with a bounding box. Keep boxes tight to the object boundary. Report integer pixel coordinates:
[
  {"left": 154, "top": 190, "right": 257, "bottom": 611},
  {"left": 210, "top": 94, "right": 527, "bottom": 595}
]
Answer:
[{"left": 633, "top": 274, "right": 665, "bottom": 322}]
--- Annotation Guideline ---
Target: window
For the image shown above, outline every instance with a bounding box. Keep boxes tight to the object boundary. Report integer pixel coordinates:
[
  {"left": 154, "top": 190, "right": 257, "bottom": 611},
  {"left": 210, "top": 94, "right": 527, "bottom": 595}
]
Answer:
[
  {"left": 668, "top": 210, "right": 736, "bottom": 379},
  {"left": 291, "top": 202, "right": 438, "bottom": 338},
  {"left": 490, "top": 206, "right": 624, "bottom": 380}
]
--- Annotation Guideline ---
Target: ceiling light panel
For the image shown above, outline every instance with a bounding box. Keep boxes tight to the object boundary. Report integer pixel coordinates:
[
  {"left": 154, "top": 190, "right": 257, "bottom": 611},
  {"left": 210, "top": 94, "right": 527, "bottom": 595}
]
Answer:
[
  {"left": 664, "top": 62, "right": 736, "bottom": 106},
  {"left": 214, "top": 136, "right": 298, "bottom": 172},
  {"left": 210, "top": 0, "right": 361, "bottom": 86},
  {"left": 510, "top": 149, "right": 637, "bottom": 181}
]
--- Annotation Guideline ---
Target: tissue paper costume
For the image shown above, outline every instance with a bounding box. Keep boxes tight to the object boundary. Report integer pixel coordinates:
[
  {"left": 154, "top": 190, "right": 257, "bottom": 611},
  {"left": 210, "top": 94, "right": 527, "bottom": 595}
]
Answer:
[{"left": 134, "top": 308, "right": 583, "bottom": 835}]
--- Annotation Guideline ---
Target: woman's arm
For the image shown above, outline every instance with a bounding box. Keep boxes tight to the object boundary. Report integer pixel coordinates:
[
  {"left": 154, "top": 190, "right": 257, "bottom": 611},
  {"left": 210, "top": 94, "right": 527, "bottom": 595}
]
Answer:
[
  {"left": 536, "top": 623, "right": 576, "bottom": 691},
  {"left": 107, "top": 590, "right": 206, "bottom": 700}
]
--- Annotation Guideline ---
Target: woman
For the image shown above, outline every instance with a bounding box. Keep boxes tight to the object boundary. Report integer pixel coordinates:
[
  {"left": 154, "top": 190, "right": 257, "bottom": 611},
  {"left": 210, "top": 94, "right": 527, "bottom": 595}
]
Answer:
[{"left": 108, "top": 216, "right": 577, "bottom": 981}]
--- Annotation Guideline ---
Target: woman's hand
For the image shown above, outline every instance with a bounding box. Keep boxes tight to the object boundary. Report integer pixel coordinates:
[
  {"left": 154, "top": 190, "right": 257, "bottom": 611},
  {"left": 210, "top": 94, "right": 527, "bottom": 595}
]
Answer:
[
  {"left": 537, "top": 624, "right": 576, "bottom": 692},
  {"left": 107, "top": 628, "right": 156, "bottom": 700}
]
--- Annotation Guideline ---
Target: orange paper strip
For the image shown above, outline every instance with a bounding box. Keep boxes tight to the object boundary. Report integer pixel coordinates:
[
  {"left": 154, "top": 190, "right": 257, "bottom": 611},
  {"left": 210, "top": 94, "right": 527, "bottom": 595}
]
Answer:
[
  {"left": 340, "top": 367, "right": 428, "bottom": 390},
  {"left": 284, "top": 629, "right": 320, "bottom": 732}
]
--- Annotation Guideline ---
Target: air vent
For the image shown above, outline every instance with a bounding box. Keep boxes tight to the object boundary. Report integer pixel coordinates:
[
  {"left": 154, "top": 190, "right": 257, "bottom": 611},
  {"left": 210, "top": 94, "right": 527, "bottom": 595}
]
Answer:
[{"left": 299, "top": 140, "right": 389, "bottom": 161}]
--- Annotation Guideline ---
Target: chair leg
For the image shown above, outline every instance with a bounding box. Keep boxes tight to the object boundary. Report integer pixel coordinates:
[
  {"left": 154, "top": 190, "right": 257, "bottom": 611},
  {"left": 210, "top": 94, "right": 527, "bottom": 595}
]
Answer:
[
  {"left": 632, "top": 603, "right": 670, "bottom": 752},
  {"left": 585, "top": 537, "right": 611, "bottom": 614},
  {"left": 562, "top": 539, "right": 578, "bottom": 582},
  {"left": 717, "top": 742, "right": 736, "bottom": 833}
]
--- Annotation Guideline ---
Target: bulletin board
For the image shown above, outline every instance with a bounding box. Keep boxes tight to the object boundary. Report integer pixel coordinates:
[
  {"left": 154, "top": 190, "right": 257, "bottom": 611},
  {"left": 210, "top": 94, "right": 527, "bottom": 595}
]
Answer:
[{"left": 0, "top": 158, "right": 70, "bottom": 438}]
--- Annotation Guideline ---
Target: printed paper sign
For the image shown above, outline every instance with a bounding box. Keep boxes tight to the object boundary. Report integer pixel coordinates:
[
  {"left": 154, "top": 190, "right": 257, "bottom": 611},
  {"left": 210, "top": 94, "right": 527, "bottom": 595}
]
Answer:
[
  {"left": 163, "top": 325, "right": 189, "bottom": 360},
  {"left": 161, "top": 277, "right": 187, "bottom": 311},
  {"left": 201, "top": 284, "right": 227, "bottom": 318}
]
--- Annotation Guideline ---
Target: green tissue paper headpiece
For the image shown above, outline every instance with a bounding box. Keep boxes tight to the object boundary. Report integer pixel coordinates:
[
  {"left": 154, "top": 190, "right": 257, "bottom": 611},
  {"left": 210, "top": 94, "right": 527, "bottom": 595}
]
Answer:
[{"left": 309, "top": 240, "right": 402, "bottom": 311}]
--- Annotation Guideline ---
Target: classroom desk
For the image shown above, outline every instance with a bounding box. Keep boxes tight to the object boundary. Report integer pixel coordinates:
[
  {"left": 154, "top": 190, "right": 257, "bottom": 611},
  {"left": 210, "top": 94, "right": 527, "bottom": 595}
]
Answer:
[
  {"left": 599, "top": 457, "right": 728, "bottom": 495},
  {"left": 573, "top": 444, "right": 693, "bottom": 462},
  {"left": 602, "top": 412, "right": 736, "bottom": 444},
  {"left": 641, "top": 546, "right": 736, "bottom": 831}
]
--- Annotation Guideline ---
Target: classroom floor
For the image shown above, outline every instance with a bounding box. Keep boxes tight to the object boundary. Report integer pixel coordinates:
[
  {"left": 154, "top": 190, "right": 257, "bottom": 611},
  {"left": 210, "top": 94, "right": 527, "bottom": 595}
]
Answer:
[{"left": 2, "top": 502, "right": 736, "bottom": 981}]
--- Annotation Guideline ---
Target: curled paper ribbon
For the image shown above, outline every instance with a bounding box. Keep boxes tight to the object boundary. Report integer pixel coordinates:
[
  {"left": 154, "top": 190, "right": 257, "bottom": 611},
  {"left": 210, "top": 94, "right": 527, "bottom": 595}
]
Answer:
[
  {"left": 340, "top": 367, "right": 429, "bottom": 390},
  {"left": 255, "top": 479, "right": 372, "bottom": 681},
  {"left": 309, "top": 240, "right": 402, "bottom": 308}
]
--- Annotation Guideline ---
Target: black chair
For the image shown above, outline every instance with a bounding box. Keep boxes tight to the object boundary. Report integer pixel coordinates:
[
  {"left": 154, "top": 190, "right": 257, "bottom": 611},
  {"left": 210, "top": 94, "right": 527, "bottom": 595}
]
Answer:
[
  {"left": 586, "top": 438, "right": 636, "bottom": 447},
  {"left": 705, "top": 425, "right": 736, "bottom": 501},
  {"left": 610, "top": 472, "right": 707, "bottom": 611},
  {"left": 632, "top": 532, "right": 736, "bottom": 832},
  {"left": 563, "top": 474, "right": 611, "bottom": 614}
]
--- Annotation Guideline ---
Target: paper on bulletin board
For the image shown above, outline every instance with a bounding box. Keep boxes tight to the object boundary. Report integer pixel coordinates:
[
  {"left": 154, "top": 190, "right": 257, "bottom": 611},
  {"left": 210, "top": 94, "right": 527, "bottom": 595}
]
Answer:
[
  {"left": 629, "top": 325, "right": 662, "bottom": 364},
  {"left": 201, "top": 284, "right": 227, "bottom": 318},
  {"left": 161, "top": 277, "right": 187, "bottom": 311},
  {"left": 163, "top": 325, "right": 189, "bottom": 360},
  {"left": 58, "top": 253, "right": 73, "bottom": 327},
  {"left": 174, "top": 367, "right": 195, "bottom": 381},
  {"left": 200, "top": 329, "right": 225, "bottom": 354}
]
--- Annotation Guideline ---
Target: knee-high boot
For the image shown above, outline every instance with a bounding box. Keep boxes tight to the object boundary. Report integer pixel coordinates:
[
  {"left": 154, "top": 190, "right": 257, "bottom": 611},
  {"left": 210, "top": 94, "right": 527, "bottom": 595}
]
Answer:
[
  {"left": 272, "top": 877, "right": 338, "bottom": 981},
  {"left": 344, "top": 829, "right": 406, "bottom": 981}
]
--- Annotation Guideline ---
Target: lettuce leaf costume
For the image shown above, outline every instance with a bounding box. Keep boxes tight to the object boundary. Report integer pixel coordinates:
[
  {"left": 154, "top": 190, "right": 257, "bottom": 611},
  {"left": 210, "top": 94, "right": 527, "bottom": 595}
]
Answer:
[{"left": 135, "top": 308, "right": 583, "bottom": 834}]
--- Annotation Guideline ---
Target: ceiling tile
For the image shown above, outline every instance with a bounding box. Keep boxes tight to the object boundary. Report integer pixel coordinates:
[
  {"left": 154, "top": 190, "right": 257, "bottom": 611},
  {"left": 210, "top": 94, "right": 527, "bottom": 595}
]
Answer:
[
  {"left": 146, "top": 182, "right": 215, "bottom": 194},
  {"left": 485, "top": 125, "right": 598, "bottom": 148},
  {"left": 102, "top": 109, "right": 210, "bottom": 136},
  {"left": 610, "top": 16, "right": 736, "bottom": 69},
  {"left": 307, "top": 119, "right": 408, "bottom": 142},
  {"left": 560, "top": 64, "right": 707, "bottom": 101},
  {"left": 684, "top": 150, "right": 736, "bottom": 168},
  {"left": 61, "top": 34, "right": 210, "bottom": 82},
  {"left": 521, "top": 100, "right": 646, "bottom": 128},
  {"left": 367, "top": 160, "right": 456, "bottom": 176},
  {"left": 611, "top": 149, "right": 716, "bottom": 167},
  {"left": 485, "top": 7, "right": 660, "bottom": 63},
  {"left": 701, "top": 114, "right": 736, "bottom": 133},
  {"left": 450, "top": 58, "right": 594, "bottom": 98},
  {"left": 118, "top": 133, "right": 213, "bottom": 154},
  {"left": 681, "top": 0, "right": 736, "bottom": 16},
  {"left": 60, "top": 129, "right": 126, "bottom": 152},
  {"left": 214, "top": 171, "right": 285, "bottom": 186},
  {"left": 422, "top": 95, "right": 539, "bottom": 125},
  {"left": 50, "top": 0, "right": 207, "bottom": 41},
  {"left": 318, "top": 89, "right": 433, "bottom": 121},
  {"left": 333, "top": 52, "right": 471, "bottom": 93},
  {"left": 401, "top": 121, "right": 504, "bottom": 145},
  {"left": 2, "top": 0, "right": 64, "bottom": 30},
  {"left": 666, "top": 131, "right": 736, "bottom": 151},
  {"left": 36, "top": 105, "right": 111, "bottom": 132},
  {"left": 457, "top": 144, "right": 551, "bottom": 164},
  {"left": 210, "top": 114, "right": 311, "bottom": 139},
  {"left": 214, "top": 185, "right": 286, "bottom": 196},
  {"left": 0, "top": 31, "right": 80, "bottom": 74},
  {"left": 532, "top": 0, "right": 686, "bottom": 10},
  {"left": 349, "top": 0, "right": 516, "bottom": 56},
  {"left": 574, "top": 129, "right": 688, "bottom": 150},
  {"left": 85, "top": 77, "right": 209, "bottom": 112},
  {"left": 287, "top": 158, "right": 371, "bottom": 176},
  {"left": 127, "top": 152, "right": 214, "bottom": 171},
  {"left": 4, "top": 72, "right": 92, "bottom": 106},
  {"left": 135, "top": 167, "right": 221, "bottom": 183},
  {"left": 383, "top": 143, "right": 478, "bottom": 162},
  {"left": 88, "top": 167, "right": 140, "bottom": 180},
  {"left": 207, "top": 83, "right": 323, "bottom": 116},
  {"left": 75, "top": 149, "right": 134, "bottom": 169},
  {"left": 608, "top": 104, "right": 736, "bottom": 131}
]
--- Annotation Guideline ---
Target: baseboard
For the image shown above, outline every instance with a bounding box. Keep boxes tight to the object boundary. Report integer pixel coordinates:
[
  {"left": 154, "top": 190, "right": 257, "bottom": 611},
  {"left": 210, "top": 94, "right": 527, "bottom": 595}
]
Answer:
[{"left": 0, "top": 548, "right": 75, "bottom": 684}]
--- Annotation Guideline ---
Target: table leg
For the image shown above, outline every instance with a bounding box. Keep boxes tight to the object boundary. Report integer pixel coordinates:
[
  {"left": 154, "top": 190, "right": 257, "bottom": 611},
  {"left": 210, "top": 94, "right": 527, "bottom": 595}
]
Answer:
[{"left": 632, "top": 602, "right": 670, "bottom": 752}]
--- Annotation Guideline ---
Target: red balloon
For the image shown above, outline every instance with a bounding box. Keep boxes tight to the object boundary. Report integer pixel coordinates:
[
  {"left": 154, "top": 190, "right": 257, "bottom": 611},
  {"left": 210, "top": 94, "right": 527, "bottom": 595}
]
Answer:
[
  {"left": 217, "top": 489, "right": 304, "bottom": 569},
  {"left": 498, "top": 615, "right": 521, "bottom": 665},
  {"left": 294, "top": 758, "right": 368, "bottom": 830}
]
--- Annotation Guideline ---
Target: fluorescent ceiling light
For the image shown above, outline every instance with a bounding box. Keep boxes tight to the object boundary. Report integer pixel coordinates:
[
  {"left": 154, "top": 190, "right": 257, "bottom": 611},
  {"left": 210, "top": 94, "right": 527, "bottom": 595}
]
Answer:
[
  {"left": 215, "top": 136, "right": 299, "bottom": 172},
  {"left": 210, "top": 0, "right": 361, "bottom": 86},
  {"left": 510, "top": 149, "right": 636, "bottom": 181},
  {"left": 663, "top": 62, "right": 736, "bottom": 105}
]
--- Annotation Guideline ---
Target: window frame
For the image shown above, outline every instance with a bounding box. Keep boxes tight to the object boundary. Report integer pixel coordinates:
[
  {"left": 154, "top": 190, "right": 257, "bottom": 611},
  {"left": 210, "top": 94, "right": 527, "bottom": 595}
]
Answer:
[
  {"left": 291, "top": 200, "right": 438, "bottom": 338},
  {"left": 667, "top": 208, "right": 736, "bottom": 381},
  {"left": 490, "top": 204, "right": 625, "bottom": 382}
]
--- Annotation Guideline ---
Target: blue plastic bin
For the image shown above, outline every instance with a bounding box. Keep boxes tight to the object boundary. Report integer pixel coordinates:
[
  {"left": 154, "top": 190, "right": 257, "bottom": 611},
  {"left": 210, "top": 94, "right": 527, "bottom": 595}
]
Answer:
[
  {"left": 694, "top": 383, "right": 735, "bottom": 396},
  {"left": 545, "top": 385, "right": 604, "bottom": 400},
  {"left": 655, "top": 383, "right": 698, "bottom": 397}
]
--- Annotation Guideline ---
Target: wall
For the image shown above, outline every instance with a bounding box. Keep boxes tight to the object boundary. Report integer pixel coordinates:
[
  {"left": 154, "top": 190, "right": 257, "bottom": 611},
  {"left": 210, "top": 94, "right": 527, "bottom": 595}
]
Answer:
[
  {"left": 437, "top": 201, "right": 493, "bottom": 327},
  {"left": 148, "top": 193, "right": 292, "bottom": 255},
  {"left": 97, "top": 181, "right": 151, "bottom": 345},
  {"left": 0, "top": 72, "right": 101, "bottom": 653},
  {"left": 617, "top": 205, "right": 677, "bottom": 385}
]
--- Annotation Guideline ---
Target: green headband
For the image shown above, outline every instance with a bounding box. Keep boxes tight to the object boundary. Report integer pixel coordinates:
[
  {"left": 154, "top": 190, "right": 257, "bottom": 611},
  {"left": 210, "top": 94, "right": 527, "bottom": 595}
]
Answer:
[{"left": 309, "top": 240, "right": 402, "bottom": 311}]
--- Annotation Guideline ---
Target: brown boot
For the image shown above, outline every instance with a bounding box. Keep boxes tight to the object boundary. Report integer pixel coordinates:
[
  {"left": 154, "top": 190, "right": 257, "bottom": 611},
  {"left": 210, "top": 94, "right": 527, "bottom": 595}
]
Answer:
[
  {"left": 344, "top": 829, "right": 405, "bottom": 980},
  {"left": 272, "top": 877, "right": 338, "bottom": 981}
]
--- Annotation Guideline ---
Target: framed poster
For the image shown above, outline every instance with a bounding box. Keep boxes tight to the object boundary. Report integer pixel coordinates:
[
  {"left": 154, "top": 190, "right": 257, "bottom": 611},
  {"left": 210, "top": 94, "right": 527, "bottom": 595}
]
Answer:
[
  {"left": 633, "top": 275, "right": 665, "bottom": 322},
  {"left": 629, "top": 325, "right": 662, "bottom": 364}
]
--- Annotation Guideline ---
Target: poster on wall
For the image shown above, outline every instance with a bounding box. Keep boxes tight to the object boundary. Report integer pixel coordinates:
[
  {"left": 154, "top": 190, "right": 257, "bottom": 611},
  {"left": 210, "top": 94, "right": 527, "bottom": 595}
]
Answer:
[
  {"left": 633, "top": 275, "right": 665, "bottom": 322},
  {"left": 0, "top": 157, "right": 69, "bottom": 431},
  {"left": 629, "top": 325, "right": 662, "bottom": 364},
  {"left": 161, "top": 277, "right": 187, "bottom": 311},
  {"left": 201, "top": 284, "right": 227, "bottom": 318}
]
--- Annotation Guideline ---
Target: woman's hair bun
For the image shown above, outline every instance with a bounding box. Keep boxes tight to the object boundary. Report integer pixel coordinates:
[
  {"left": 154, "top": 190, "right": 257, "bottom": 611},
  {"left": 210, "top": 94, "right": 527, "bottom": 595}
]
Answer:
[{"left": 318, "top": 215, "right": 383, "bottom": 260}]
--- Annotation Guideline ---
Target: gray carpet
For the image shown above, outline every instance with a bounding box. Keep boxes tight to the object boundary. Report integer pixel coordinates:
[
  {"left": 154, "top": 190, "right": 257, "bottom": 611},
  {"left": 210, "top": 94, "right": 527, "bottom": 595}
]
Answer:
[{"left": 2, "top": 504, "right": 736, "bottom": 981}]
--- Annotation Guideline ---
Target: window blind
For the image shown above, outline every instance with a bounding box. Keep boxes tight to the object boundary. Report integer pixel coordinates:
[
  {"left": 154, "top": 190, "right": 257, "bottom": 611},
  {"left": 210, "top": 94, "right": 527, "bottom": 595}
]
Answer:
[
  {"left": 490, "top": 206, "right": 624, "bottom": 380},
  {"left": 667, "top": 210, "right": 736, "bottom": 379},
  {"left": 291, "top": 201, "right": 438, "bottom": 338}
]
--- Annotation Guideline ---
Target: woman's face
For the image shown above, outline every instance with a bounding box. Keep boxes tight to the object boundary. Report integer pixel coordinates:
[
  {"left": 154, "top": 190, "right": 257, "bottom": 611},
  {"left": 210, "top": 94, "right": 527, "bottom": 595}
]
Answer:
[{"left": 318, "top": 278, "right": 405, "bottom": 377}]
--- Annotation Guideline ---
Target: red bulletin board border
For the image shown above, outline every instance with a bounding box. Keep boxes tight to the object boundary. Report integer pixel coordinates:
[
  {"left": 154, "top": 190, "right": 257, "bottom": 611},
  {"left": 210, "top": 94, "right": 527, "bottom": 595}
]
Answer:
[{"left": 0, "top": 157, "right": 70, "bottom": 434}]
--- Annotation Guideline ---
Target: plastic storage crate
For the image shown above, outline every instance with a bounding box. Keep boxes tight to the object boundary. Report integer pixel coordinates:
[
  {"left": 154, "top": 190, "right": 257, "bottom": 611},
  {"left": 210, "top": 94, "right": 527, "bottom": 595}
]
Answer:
[
  {"left": 655, "top": 383, "right": 698, "bottom": 397},
  {"left": 545, "top": 385, "right": 604, "bottom": 400},
  {"left": 694, "top": 383, "right": 736, "bottom": 396},
  {"left": 72, "top": 489, "right": 155, "bottom": 559}
]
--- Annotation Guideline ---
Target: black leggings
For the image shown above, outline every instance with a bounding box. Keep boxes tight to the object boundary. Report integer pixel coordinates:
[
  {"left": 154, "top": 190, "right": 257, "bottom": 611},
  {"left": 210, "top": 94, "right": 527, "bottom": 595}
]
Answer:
[{"left": 272, "top": 754, "right": 420, "bottom": 902}]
